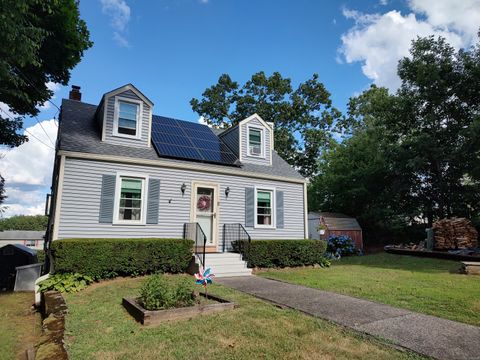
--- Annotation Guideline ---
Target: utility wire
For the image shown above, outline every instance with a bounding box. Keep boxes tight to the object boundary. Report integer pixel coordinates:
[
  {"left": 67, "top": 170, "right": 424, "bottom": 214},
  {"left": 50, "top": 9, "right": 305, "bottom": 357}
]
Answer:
[
  {"left": 0, "top": 107, "right": 55, "bottom": 150},
  {"left": 32, "top": 114, "right": 55, "bottom": 147},
  {"left": 13, "top": 65, "right": 61, "bottom": 112}
]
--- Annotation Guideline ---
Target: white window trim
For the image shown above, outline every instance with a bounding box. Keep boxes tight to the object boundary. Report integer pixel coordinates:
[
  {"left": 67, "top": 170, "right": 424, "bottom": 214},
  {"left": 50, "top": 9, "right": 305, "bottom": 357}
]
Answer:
[
  {"left": 247, "top": 125, "right": 266, "bottom": 159},
  {"left": 113, "top": 96, "right": 143, "bottom": 140},
  {"left": 254, "top": 185, "right": 276, "bottom": 229},
  {"left": 113, "top": 172, "right": 149, "bottom": 225}
]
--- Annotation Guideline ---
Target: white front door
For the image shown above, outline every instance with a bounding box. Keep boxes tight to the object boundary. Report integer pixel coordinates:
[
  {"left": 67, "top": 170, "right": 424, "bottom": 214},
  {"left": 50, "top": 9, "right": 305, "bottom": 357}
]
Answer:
[{"left": 192, "top": 183, "right": 219, "bottom": 248}]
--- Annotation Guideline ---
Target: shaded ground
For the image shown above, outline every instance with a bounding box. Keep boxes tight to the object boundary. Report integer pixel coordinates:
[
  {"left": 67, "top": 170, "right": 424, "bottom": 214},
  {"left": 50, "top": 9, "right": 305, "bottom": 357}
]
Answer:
[
  {"left": 0, "top": 292, "right": 41, "bottom": 360},
  {"left": 64, "top": 276, "right": 424, "bottom": 360},
  {"left": 218, "top": 276, "right": 480, "bottom": 360},
  {"left": 258, "top": 253, "right": 480, "bottom": 326}
]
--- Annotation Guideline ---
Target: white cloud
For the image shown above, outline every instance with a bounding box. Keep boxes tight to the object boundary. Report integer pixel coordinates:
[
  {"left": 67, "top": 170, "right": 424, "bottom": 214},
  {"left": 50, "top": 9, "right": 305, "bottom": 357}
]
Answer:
[
  {"left": 101, "top": 0, "right": 131, "bottom": 31},
  {"left": 101, "top": 0, "right": 131, "bottom": 47},
  {"left": 0, "top": 120, "right": 57, "bottom": 217},
  {"left": 379, "top": 0, "right": 388, "bottom": 5},
  {"left": 0, "top": 102, "right": 16, "bottom": 118},
  {"left": 39, "top": 82, "right": 61, "bottom": 110},
  {"left": 340, "top": 0, "right": 480, "bottom": 90},
  {"left": 197, "top": 116, "right": 212, "bottom": 127},
  {"left": 113, "top": 32, "right": 130, "bottom": 47},
  {"left": 2, "top": 188, "right": 46, "bottom": 217},
  {"left": 0, "top": 120, "right": 57, "bottom": 186}
]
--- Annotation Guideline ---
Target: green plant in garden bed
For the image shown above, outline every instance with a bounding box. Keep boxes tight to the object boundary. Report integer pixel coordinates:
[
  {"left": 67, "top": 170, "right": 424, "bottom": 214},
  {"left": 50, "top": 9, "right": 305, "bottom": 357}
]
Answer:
[
  {"left": 38, "top": 273, "right": 93, "bottom": 293},
  {"left": 51, "top": 238, "right": 194, "bottom": 280},
  {"left": 232, "top": 239, "right": 328, "bottom": 268},
  {"left": 140, "top": 275, "right": 196, "bottom": 310}
]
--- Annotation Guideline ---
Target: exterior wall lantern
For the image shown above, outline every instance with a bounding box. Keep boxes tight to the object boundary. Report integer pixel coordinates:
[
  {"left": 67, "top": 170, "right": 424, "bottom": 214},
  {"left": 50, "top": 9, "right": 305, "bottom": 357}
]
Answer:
[
  {"left": 225, "top": 186, "right": 230, "bottom": 197},
  {"left": 181, "top": 183, "right": 187, "bottom": 195}
]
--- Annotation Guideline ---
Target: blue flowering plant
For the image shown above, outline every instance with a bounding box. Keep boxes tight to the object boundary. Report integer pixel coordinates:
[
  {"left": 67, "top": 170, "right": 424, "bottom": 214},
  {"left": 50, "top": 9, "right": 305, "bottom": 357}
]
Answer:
[{"left": 326, "top": 235, "right": 358, "bottom": 259}]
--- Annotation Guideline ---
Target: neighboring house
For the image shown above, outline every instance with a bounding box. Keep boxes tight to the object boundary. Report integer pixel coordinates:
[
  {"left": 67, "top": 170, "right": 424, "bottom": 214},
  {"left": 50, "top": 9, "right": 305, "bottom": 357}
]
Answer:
[
  {"left": 308, "top": 212, "right": 363, "bottom": 249},
  {"left": 0, "top": 231, "right": 45, "bottom": 250},
  {"left": 46, "top": 84, "right": 307, "bottom": 275}
]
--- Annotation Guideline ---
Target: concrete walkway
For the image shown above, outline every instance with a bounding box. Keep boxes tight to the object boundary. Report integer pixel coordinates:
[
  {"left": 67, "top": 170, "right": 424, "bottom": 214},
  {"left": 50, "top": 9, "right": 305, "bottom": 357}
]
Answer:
[{"left": 217, "top": 276, "right": 480, "bottom": 360}]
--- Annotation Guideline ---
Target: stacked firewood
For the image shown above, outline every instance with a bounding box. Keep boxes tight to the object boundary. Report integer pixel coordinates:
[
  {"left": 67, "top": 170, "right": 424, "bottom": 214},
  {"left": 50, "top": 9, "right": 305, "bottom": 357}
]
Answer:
[{"left": 433, "top": 218, "right": 478, "bottom": 249}]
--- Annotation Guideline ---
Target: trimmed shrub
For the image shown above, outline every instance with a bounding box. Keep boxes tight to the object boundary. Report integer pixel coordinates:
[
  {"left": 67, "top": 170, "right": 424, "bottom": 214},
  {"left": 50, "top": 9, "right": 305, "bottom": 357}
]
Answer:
[
  {"left": 232, "top": 239, "right": 328, "bottom": 268},
  {"left": 139, "top": 275, "right": 195, "bottom": 310},
  {"left": 51, "top": 238, "right": 194, "bottom": 280},
  {"left": 36, "top": 249, "right": 45, "bottom": 263}
]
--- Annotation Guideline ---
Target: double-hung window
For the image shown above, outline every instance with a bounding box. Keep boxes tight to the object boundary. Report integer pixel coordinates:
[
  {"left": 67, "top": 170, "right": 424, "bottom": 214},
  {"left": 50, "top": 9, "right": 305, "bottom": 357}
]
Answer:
[
  {"left": 116, "top": 99, "right": 140, "bottom": 137},
  {"left": 256, "top": 188, "right": 274, "bottom": 227},
  {"left": 248, "top": 127, "right": 263, "bottom": 157},
  {"left": 117, "top": 177, "right": 145, "bottom": 223}
]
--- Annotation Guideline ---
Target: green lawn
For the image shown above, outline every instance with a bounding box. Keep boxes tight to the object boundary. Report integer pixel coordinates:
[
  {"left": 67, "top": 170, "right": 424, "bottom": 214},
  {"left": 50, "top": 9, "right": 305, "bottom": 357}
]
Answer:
[
  {"left": 0, "top": 292, "right": 41, "bottom": 360},
  {"left": 64, "top": 275, "right": 425, "bottom": 360},
  {"left": 259, "top": 253, "right": 480, "bottom": 326}
]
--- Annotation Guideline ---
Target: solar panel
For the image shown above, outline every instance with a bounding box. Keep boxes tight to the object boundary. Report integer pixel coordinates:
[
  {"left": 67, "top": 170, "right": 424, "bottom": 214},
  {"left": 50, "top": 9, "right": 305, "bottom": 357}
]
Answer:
[{"left": 151, "top": 115, "right": 239, "bottom": 166}]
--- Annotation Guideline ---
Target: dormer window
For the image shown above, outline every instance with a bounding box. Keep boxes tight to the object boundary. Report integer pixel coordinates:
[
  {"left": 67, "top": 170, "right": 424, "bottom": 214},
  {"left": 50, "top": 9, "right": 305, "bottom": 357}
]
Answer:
[
  {"left": 113, "top": 97, "right": 142, "bottom": 138},
  {"left": 248, "top": 126, "right": 264, "bottom": 157}
]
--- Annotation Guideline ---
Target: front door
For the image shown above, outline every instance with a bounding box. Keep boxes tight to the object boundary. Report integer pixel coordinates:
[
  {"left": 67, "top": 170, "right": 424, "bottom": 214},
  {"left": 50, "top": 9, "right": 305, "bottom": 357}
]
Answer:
[{"left": 192, "top": 183, "right": 219, "bottom": 249}]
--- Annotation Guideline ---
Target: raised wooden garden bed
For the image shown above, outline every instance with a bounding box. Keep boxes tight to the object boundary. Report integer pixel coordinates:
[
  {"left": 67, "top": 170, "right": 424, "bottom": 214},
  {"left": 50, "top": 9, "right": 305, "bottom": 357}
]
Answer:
[
  {"left": 460, "top": 262, "right": 480, "bottom": 275},
  {"left": 123, "top": 293, "right": 236, "bottom": 326}
]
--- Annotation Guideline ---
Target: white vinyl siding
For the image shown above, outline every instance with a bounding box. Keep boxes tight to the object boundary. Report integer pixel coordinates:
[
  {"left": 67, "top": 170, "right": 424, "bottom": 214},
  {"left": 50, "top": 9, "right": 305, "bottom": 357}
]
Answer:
[
  {"left": 58, "top": 157, "right": 305, "bottom": 241},
  {"left": 240, "top": 117, "right": 272, "bottom": 166},
  {"left": 104, "top": 89, "right": 151, "bottom": 147}
]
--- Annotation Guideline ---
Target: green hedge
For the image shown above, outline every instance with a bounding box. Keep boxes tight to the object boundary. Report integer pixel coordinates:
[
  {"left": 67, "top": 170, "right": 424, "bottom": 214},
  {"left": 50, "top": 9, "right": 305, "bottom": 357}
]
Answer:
[
  {"left": 232, "top": 239, "right": 327, "bottom": 268},
  {"left": 36, "top": 250, "right": 45, "bottom": 263},
  {"left": 51, "top": 238, "right": 194, "bottom": 279}
]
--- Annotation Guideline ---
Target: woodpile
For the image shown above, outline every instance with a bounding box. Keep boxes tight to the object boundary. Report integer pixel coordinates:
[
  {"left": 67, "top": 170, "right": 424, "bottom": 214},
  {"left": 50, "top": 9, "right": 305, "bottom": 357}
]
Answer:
[{"left": 433, "top": 218, "right": 478, "bottom": 250}]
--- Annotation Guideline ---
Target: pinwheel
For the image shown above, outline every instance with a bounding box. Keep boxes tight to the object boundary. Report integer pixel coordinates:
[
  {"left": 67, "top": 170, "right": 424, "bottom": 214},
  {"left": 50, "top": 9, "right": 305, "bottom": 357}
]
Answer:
[{"left": 194, "top": 267, "right": 215, "bottom": 298}]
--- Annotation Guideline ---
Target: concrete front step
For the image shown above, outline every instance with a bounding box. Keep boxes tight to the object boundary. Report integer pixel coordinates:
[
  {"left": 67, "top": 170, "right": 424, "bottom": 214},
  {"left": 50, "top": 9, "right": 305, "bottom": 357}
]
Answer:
[
  {"left": 196, "top": 252, "right": 251, "bottom": 277},
  {"left": 205, "top": 252, "right": 243, "bottom": 259}
]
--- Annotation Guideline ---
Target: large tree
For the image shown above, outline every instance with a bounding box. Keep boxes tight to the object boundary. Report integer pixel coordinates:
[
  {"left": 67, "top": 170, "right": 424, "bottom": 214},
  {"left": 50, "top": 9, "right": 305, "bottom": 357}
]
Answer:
[
  {"left": 0, "top": 0, "right": 92, "bottom": 147},
  {"left": 191, "top": 72, "right": 341, "bottom": 177},
  {"left": 311, "top": 33, "right": 480, "bottom": 240}
]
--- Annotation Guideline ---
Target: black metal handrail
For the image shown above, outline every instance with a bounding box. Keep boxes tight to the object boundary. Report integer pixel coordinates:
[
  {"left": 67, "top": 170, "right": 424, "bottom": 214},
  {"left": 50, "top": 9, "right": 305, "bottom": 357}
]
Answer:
[
  {"left": 222, "top": 223, "right": 251, "bottom": 254},
  {"left": 183, "top": 222, "right": 207, "bottom": 268}
]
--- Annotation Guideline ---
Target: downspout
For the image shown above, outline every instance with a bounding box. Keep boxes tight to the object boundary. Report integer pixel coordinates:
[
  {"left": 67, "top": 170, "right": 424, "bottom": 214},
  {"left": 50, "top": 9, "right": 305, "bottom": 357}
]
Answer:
[{"left": 303, "top": 182, "right": 308, "bottom": 239}]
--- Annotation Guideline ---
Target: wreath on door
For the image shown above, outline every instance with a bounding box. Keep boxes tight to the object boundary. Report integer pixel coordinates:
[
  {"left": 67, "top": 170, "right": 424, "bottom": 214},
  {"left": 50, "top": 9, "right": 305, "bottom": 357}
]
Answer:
[{"left": 197, "top": 195, "right": 211, "bottom": 211}]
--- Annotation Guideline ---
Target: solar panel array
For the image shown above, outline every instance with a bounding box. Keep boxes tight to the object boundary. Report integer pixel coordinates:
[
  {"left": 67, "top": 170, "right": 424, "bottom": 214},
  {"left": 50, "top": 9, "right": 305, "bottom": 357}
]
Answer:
[{"left": 151, "top": 115, "right": 239, "bottom": 166}]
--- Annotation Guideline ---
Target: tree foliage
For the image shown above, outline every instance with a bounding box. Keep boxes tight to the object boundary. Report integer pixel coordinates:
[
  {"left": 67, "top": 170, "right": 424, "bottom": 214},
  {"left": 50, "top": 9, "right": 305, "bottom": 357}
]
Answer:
[
  {"left": 191, "top": 72, "right": 341, "bottom": 177},
  {"left": 0, "top": 0, "right": 92, "bottom": 147},
  {"left": 310, "top": 34, "right": 480, "bottom": 241},
  {"left": 0, "top": 175, "right": 5, "bottom": 213},
  {"left": 0, "top": 215, "right": 48, "bottom": 231}
]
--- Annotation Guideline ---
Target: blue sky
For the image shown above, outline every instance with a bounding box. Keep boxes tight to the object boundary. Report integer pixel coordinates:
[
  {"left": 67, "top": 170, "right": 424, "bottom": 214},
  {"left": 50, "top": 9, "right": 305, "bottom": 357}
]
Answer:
[
  {"left": 2, "top": 0, "right": 479, "bottom": 216},
  {"left": 31, "top": 0, "right": 394, "bottom": 125}
]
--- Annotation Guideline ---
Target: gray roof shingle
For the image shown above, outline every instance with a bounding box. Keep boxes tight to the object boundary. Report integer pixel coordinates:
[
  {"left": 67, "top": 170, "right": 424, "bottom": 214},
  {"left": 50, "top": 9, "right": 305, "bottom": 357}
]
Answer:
[{"left": 59, "top": 99, "right": 304, "bottom": 181}]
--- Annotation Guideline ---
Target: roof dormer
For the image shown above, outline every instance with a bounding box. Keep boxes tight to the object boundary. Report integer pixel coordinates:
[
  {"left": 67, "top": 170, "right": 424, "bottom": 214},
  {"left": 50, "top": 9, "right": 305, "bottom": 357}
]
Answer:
[
  {"left": 239, "top": 114, "right": 273, "bottom": 166},
  {"left": 97, "top": 84, "right": 153, "bottom": 148}
]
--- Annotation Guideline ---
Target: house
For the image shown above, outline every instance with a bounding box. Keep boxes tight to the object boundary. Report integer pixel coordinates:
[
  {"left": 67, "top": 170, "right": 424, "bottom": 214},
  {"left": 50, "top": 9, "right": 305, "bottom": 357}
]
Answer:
[
  {"left": 308, "top": 212, "right": 363, "bottom": 249},
  {"left": 46, "top": 84, "right": 307, "bottom": 275},
  {"left": 0, "top": 230, "right": 45, "bottom": 250}
]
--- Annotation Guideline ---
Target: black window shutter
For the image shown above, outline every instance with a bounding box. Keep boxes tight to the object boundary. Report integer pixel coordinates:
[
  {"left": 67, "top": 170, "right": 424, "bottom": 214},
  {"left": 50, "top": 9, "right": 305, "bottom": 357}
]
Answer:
[
  {"left": 146, "top": 178, "right": 160, "bottom": 224},
  {"left": 99, "top": 175, "right": 116, "bottom": 223},
  {"left": 276, "top": 190, "right": 284, "bottom": 229},
  {"left": 245, "top": 187, "right": 255, "bottom": 227}
]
